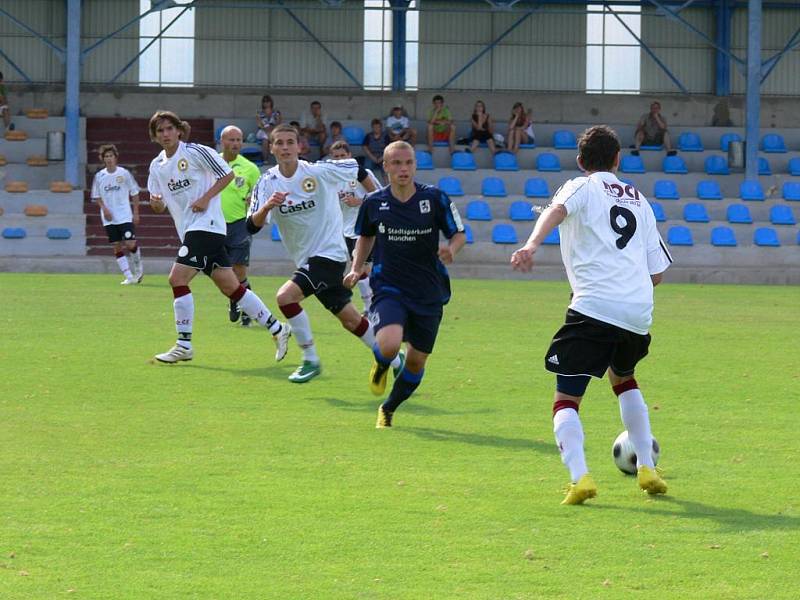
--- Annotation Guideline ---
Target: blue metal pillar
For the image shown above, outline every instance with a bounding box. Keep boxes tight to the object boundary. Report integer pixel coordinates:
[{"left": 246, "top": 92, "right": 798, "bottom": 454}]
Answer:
[
  {"left": 65, "top": 0, "right": 81, "bottom": 187},
  {"left": 714, "top": 0, "right": 731, "bottom": 96},
  {"left": 745, "top": 0, "right": 761, "bottom": 181},
  {"left": 390, "top": 0, "right": 409, "bottom": 91}
]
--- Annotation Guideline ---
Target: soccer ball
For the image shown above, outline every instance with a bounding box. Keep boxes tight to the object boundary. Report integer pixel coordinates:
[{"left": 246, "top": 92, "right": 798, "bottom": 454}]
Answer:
[{"left": 612, "top": 431, "right": 660, "bottom": 475}]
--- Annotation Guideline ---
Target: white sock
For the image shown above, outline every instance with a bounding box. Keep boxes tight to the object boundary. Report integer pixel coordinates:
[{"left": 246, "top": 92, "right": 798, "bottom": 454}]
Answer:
[
  {"left": 357, "top": 320, "right": 401, "bottom": 369},
  {"left": 174, "top": 293, "right": 194, "bottom": 350},
  {"left": 130, "top": 248, "right": 142, "bottom": 274},
  {"left": 357, "top": 279, "right": 372, "bottom": 311},
  {"left": 553, "top": 408, "right": 588, "bottom": 483},
  {"left": 116, "top": 255, "right": 133, "bottom": 279},
  {"left": 237, "top": 289, "right": 281, "bottom": 334},
  {"left": 288, "top": 309, "right": 319, "bottom": 363},
  {"left": 618, "top": 388, "right": 655, "bottom": 469}
]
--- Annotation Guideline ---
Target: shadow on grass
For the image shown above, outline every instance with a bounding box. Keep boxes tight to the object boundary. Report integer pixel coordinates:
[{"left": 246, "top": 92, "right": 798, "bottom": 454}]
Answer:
[
  {"left": 321, "top": 396, "right": 495, "bottom": 417},
  {"left": 396, "top": 426, "right": 552, "bottom": 454},
  {"left": 182, "top": 363, "right": 289, "bottom": 380},
  {"left": 593, "top": 496, "right": 799, "bottom": 532}
]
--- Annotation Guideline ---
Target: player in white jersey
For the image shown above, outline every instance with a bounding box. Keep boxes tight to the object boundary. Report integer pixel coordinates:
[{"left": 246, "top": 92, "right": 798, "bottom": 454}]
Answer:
[
  {"left": 247, "top": 124, "right": 403, "bottom": 384},
  {"left": 145, "top": 110, "right": 291, "bottom": 364},
  {"left": 510, "top": 125, "right": 672, "bottom": 505},
  {"left": 91, "top": 144, "right": 143, "bottom": 284},
  {"left": 328, "top": 140, "right": 380, "bottom": 312}
]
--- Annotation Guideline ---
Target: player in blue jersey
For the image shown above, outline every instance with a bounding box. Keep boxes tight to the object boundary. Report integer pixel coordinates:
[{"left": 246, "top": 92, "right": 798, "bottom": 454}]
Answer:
[{"left": 344, "top": 141, "right": 466, "bottom": 428}]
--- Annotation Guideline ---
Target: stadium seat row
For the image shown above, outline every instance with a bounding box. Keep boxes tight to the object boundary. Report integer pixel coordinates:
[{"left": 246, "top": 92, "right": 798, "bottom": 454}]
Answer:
[
  {"left": 437, "top": 176, "right": 800, "bottom": 202},
  {"left": 668, "top": 226, "right": 792, "bottom": 247},
  {"left": 649, "top": 202, "right": 796, "bottom": 225},
  {"left": 2, "top": 227, "right": 72, "bottom": 239}
]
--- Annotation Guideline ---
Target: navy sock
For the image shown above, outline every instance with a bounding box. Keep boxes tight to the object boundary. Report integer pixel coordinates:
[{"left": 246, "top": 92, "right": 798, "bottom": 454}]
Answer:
[{"left": 383, "top": 368, "right": 424, "bottom": 412}]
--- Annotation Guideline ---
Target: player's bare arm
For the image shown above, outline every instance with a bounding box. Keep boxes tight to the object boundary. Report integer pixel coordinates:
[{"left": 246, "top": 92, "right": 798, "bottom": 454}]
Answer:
[
  {"left": 438, "top": 231, "right": 466, "bottom": 264},
  {"left": 131, "top": 192, "right": 141, "bottom": 225},
  {"left": 344, "top": 235, "right": 376, "bottom": 288},
  {"left": 511, "top": 204, "right": 567, "bottom": 272},
  {"left": 96, "top": 197, "right": 113, "bottom": 221},
  {"left": 191, "top": 172, "right": 234, "bottom": 213},
  {"left": 651, "top": 272, "right": 664, "bottom": 286}
]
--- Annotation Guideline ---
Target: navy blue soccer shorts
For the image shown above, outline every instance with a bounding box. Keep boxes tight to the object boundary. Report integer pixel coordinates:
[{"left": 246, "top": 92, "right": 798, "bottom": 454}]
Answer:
[{"left": 370, "top": 295, "right": 443, "bottom": 355}]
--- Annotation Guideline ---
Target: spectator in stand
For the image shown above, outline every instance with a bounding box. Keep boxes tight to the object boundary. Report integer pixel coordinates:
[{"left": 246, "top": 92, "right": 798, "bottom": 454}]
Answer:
[
  {"left": 256, "top": 94, "right": 281, "bottom": 163},
  {"left": 426, "top": 94, "right": 456, "bottom": 154},
  {"left": 363, "top": 118, "right": 389, "bottom": 177},
  {"left": 322, "top": 121, "right": 346, "bottom": 157},
  {"left": 632, "top": 101, "right": 676, "bottom": 156},
  {"left": 289, "top": 121, "right": 312, "bottom": 161},
  {"left": 0, "top": 71, "right": 15, "bottom": 132},
  {"left": 507, "top": 102, "right": 534, "bottom": 155},
  {"left": 711, "top": 99, "right": 734, "bottom": 127},
  {"left": 468, "top": 100, "right": 497, "bottom": 154},
  {"left": 300, "top": 100, "right": 328, "bottom": 148},
  {"left": 386, "top": 106, "right": 417, "bottom": 146}
]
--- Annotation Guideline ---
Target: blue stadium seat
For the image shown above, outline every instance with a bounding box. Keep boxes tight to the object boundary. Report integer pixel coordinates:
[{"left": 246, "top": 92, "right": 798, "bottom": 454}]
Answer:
[
  {"left": 770, "top": 205, "right": 796, "bottom": 225},
  {"left": 754, "top": 227, "right": 780, "bottom": 247},
  {"left": 783, "top": 181, "right": 800, "bottom": 201},
  {"left": 726, "top": 204, "right": 752, "bottom": 224},
  {"left": 696, "top": 180, "right": 722, "bottom": 200},
  {"left": 432, "top": 139, "right": 450, "bottom": 147},
  {"left": 415, "top": 150, "right": 434, "bottom": 170},
  {"left": 758, "top": 157, "right": 771, "bottom": 176},
  {"left": 620, "top": 155, "right": 645, "bottom": 174},
  {"left": 451, "top": 151, "right": 476, "bottom": 171},
  {"left": 653, "top": 179, "right": 679, "bottom": 200},
  {"left": 667, "top": 226, "right": 693, "bottom": 246},
  {"left": 46, "top": 228, "right": 71, "bottom": 240},
  {"left": 524, "top": 178, "right": 549, "bottom": 198},
  {"left": 704, "top": 155, "right": 729, "bottom": 175},
  {"left": 618, "top": 176, "right": 635, "bottom": 186},
  {"left": 662, "top": 155, "right": 688, "bottom": 174},
  {"left": 492, "top": 224, "right": 518, "bottom": 244},
  {"left": 519, "top": 141, "right": 536, "bottom": 149},
  {"left": 536, "top": 153, "right": 561, "bottom": 172},
  {"left": 2, "top": 227, "right": 26, "bottom": 239},
  {"left": 711, "top": 226, "right": 737, "bottom": 247},
  {"left": 543, "top": 227, "right": 560, "bottom": 245},
  {"left": 640, "top": 144, "right": 663, "bottom": 151},
  {"left": 740, "top": 180, "right": 764, "bottom": 201},
  {"left": 683, "top": 202, "right": 709, "bottom": 223},
  {"left": 343, "top": 126, "right": 366, "bottom": 146},
  {"left": 493, "top": 151, "right": 519, "bottom": 172},
  {"left": 797, "top": 231, "right": 800, "bottom": 245},
  {"left": 719, "top": 132, "right": 742, "bottom": 152},
  {"left": 760, "top": 133, "right": 787, "bottom": 153},
  {"left": 650, "top": 201, "right": 666, "bottom": 222},
  {"left": 214, "top": 125, "right": 225, "bottom": 142},
  {"left": 789, "top": 157, "right": 800, "bottom": 176},
  {"left": 678, "top": 132, "right": 703, "bottom": 152},
  {"left": 481, "top": 177, "right": 507, "bottom": 197},
  {"left": 438, "top": 177, "right": 464, "bottom": 196},
  {"left": 241, "top": 147, "right": 262, "bottom": 164},
  {"left": 466, "top": 200, "right": 492, "bottom": 221},
  {"left": 552, "top": 130, "right": 577, "bottom": 149},
  {"left": 463, "top": 223, "right": 474, "bottom": 244},
  {"left": 509, "top": 201, "right": 535, "bottom": 221},
  {"left": 271, "top": 223, "right": 281, "bottom": 241}
]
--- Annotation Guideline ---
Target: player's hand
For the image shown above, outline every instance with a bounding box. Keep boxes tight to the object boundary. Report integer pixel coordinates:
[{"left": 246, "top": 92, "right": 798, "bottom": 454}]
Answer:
[
  {"left": 342, "top": 270, "right": 362, "bottom": 289},
  {"left": 510, "top": 246, "right": 535, "bottom": 272},
  {"left": 102, "top": 207, "right": 113, "bottom": 221},
  {"left": 149, "top": 194, "right": 166, "bottom": 213},
  {"left": 342, "top": 193, "right": 361, "bottom": 208},
  {"left": 191, "top": 196, "right": 209, "bottom": 213},
  {"left": 266, "top": 191, "right": 288, "bottom": 210},
  {"left": 133, "top": 213, "right": 140, "bottom": 226},
  {"left": 438, "top": 244, "right": 456, "bottom": 264}
]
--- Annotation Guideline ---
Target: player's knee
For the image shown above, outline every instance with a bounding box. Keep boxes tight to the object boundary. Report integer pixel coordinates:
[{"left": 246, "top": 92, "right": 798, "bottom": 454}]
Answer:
[{"left": 404, "top": 353, "right": 427, "bottom": 374}]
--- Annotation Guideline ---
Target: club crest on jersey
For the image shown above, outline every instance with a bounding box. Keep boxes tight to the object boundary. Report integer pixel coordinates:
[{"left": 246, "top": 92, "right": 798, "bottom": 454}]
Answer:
[
  {"left": 301, "top": 177, "right": 317, "bottom": 193},
  {"left": 348, "top": 179, "right": 357, "bottom": 189},
  {"left": 419, "top": 199, "right": 431, "bottom": 214},
  {"left": 116, "top": 175, "right": 124, "bottom": 183},
  {"left": 177, "top": 158, "right": 189, "bottom": 172},
  {"left": 235, "top": 176, "right": 245, "bottom": 188}
]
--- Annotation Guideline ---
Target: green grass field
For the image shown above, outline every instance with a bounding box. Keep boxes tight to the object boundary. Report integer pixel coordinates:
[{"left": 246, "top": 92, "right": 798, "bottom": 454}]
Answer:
[{"left": 1, "top": 273, "right": 798, "bottom": 599}]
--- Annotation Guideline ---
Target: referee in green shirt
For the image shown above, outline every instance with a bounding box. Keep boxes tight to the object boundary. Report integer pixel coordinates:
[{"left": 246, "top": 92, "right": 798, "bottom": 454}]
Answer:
[{"left": 219, "top": 125, "right": 262, "bottom": 326}]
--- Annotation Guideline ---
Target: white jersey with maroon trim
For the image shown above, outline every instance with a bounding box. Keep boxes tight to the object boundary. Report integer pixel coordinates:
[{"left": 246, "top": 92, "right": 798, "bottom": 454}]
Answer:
[
  {"left": 147, "top": 141, "right": 232, "bottom": 241},
  {"left": 336, "top": 167, "right": 380, "bottom": 239},
  {"left": 249, "top": 158, "right": 359, "bottom": 267},
  {"left": 91, "top": 166, "right": 139, "bottom": 226},
  {"left": 552, "top": 171, "right": 672, "bottom": 335}
]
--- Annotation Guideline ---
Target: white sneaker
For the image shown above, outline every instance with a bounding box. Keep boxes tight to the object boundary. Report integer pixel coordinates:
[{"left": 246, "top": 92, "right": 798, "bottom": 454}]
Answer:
[
  {"left": 273, "top": 322, "right": 292, "bottom": 362},
  {"left": 121, "top": 277, "right": 138, "bottom": 285},
  {"left": 155, "top": 344, "right": 193, "bottom": 363}
]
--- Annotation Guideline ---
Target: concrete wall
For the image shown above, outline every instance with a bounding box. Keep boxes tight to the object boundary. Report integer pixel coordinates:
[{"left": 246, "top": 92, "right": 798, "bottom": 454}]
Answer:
[{"left": 6, "top": 85, "right": 800, "bottom": 130}]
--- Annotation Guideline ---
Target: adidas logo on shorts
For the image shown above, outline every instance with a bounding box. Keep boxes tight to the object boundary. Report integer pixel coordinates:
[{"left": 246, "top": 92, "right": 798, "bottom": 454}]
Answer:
[{"left": 547, "top": 354, "right": 559, "bottom": 365}]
